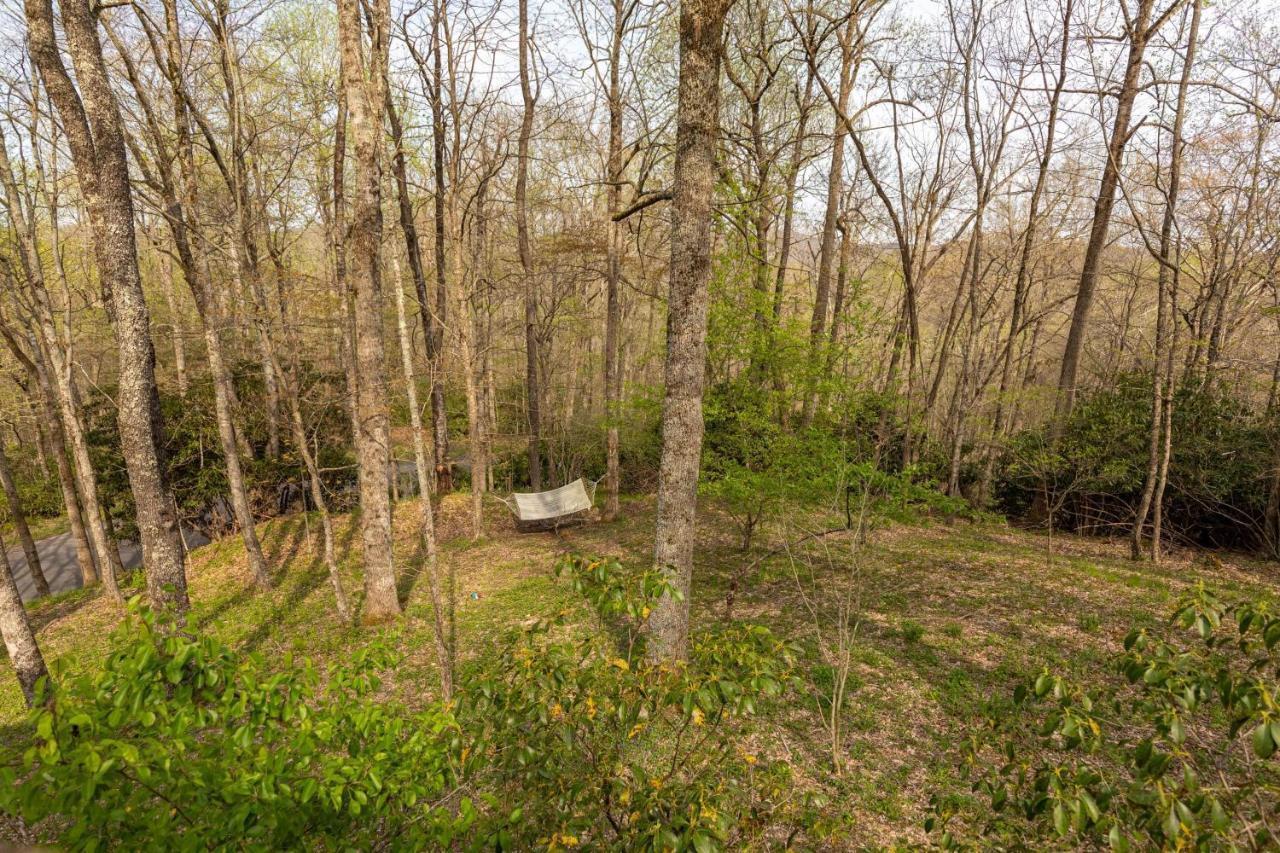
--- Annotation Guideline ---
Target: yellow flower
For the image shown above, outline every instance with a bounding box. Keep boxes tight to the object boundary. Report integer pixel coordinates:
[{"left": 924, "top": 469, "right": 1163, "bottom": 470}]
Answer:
[{"left": 691, "top": 707, "right": 705, "bottom": 726}]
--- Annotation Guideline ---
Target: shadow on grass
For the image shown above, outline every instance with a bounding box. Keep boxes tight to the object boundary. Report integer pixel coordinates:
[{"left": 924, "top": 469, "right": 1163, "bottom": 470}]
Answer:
[
  {"left": 239, "top": 549, "right": 331, "bottom": 654},
  {"left": 28, "top": 586, "right": 102, "bottom": 633},
  {"left": 264, "top": 515, "right": 308, "bottom": 575}
]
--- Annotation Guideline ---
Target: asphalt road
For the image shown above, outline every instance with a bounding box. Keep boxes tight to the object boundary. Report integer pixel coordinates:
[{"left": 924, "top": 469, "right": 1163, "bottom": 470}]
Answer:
[{"left": 6, "top": 530, "right": 210, "bottom": 603}]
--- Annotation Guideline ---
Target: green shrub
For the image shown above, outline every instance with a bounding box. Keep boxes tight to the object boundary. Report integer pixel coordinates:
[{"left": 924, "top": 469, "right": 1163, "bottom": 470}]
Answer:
[
  {"left": 997, "top": 375, "right": 1277, "bottom": 551},
  {"left": 930, "top": 584, "right": 1280, "bottom": 850},
  {"left": 459, "top": 553, "right": 802, "bottom": 850},
  {"left": 1, "top": 603, "right": 462, "bottom": 850}
]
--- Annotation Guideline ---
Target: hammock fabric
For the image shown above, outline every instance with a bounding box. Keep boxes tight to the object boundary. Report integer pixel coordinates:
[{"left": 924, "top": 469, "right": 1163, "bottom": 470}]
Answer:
[{"left": 498, "top": 477, "right": 600, "bottom": 532}]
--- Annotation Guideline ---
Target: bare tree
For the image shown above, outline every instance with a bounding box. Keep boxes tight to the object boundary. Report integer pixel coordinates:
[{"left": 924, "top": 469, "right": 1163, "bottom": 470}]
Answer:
[
  {"left": 1052, "top": 0, "right": 1187, "bottom": 432},
  {"left": 1131, "top": 0, "right": 1200, "bottom": 561}
]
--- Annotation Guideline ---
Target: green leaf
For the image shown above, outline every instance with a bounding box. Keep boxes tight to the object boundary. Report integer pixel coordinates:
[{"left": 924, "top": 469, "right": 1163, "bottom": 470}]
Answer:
[{"left": 1252, "top": 721, "right": 1275, "bottom": 759}]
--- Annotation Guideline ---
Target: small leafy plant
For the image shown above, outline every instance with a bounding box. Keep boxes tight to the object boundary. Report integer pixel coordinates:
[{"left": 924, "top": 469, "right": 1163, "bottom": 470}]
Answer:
[
  {"left": 459, "top": 554, "right": 801, "bottom": 850},
  {"left": 1, "top": 601, "right": 463, "bottom": 851},
  {"left": 930, "top": 583, "right": 1280, "bottom": 850}
]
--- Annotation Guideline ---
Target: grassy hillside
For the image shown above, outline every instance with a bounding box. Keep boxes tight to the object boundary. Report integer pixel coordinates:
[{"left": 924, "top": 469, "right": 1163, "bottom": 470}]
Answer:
[{"left": 4, "top": 495, "right": 1276, "bottom": 846}]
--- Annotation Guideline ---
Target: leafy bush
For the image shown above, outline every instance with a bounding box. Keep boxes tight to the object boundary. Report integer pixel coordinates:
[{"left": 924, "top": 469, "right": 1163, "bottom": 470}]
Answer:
[
  {"left": 930, "top": 584, "right": 1280, "bottom": 850},
  {"left": 459, "top": 553, "right": 803, "bottom": 850},
  {"left": 1, "top": 603, "right": 462, "bottom": 850},
  {"left": 997, "top": 375, "right": 1277, "bottom": 550}
]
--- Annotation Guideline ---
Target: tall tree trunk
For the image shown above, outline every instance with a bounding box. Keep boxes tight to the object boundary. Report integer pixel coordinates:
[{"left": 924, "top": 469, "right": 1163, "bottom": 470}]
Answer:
[
  {"left": 976, "top": 0, "right": 1072, "bottom": 504},
  {"left": 0, "top": 444, "right": 49, "bottom": 598},
  {"left": 1053, "top": 0, "right": 1181, "bottom": 433},
  {"left": 1132, "top": 0, "right": 1199, "bottom": 560},
  {"left": 602, "top": 0, "right": 627, "bottom": 520},
  {"left": 427, "top": 0, "right": 453, "bottom": 493},
  {"left": 802, "top": 14, "right": 856, "bottom": 426},
  {"left": 392, "top": 258, "right": 453, "bottom": 698},
  {"left": 337, "top": 0, "right": 399, "bottom": 621},
  {"left": 263, "top": 289, "right": 352, "bottom": 622},
  {"left": 152, "top": 0, "right": 270, "bottom": 588},
  {"left": 0, "top": 530, "right": 48, "bottom": 706},
  {"left": 648, "top": 0, "right": 733, "bottom": 663},
  {"left": 27, "top": 0, "right": 189, "bottom": 616},
  {"left": 35, "top": 365, "right": 97, "bottom": 586},
  {"left": 517, "top": 0, "right": 542, "bottom": 490}
]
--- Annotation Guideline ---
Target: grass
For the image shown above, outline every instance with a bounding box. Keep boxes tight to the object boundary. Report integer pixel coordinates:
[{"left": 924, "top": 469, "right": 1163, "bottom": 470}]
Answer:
[{"left": 3, "top": 492, "right": 1277, "bottom": 846}]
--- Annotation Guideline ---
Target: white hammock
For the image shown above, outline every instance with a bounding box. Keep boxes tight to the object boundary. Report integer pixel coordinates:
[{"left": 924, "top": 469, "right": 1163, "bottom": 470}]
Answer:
[{"left": 498, "top": 477, "right": 600, "bottom": 528}]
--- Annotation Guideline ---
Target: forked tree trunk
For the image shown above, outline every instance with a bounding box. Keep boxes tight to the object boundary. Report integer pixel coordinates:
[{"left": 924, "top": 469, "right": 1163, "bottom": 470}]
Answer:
[
  {"left": 1132, "top": 0, "right": 1198, "bottom": 561},
  {"left": 152, "top": 0, "right": 270, "bottom": 589},
  {"left": 27, "top": 0, "right": 189, "bottom": 616},
  {"left": 336, "top": 0, "right": 399, "bottom": 621},
  {"left": 0, "top": 531, "right": 48, "bottom": 707},
  {"left": 648, "top": 0, "right": 734, "bottom": 663}
]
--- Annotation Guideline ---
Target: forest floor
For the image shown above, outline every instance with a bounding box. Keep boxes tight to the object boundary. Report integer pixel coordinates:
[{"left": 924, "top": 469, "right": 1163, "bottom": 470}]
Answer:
[{"left": 3, "top": 493, "right": 1277, "bottom": 846}]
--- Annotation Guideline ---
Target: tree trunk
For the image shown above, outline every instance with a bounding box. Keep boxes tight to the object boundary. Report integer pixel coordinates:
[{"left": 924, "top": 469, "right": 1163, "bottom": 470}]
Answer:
[
  {"left": 1053, "top": 0, "right": 1177, "bottom": 433},
  {"left": 0, "top": 530, "right": 48, "bottom": 706},
  {"left": 159, "top": 251, "right": 189, "bottom": 399},
  {"left": 392, "top": 258, "right": 453, "bottom": 698},
  {"left": 427, "top": 0, "right": 453, "bottom": 493},
  {"left": 28, "top": 0, "right": 189, "bottom": 616},
  {"left": 0, "top": 445, "right": 48, "bottom": 598},
  {"left": 802, "top": 14, "right": 856, "bottom": 426},
  {"left": 0, "top": 121, "right": 119, "bottom": 600},
  {"left": 649, "top": 0, "right": 733, "bottom": 663},
  {"left": 337, "top": 0, "right": 399, "bottom": 622},
  {"left": 602, "top": 0, "right": 627, "bottom": 520},
  {"left": 1131, "top": 0, "right": 1198, "bottom": 561},
  {"left": 154, "top": 0, "right": 270, "bottom": 588},
  {"left": 517, "top": 0, "right": 543, "bottom": 490},
  {"left": 35, "top": 366, "right": 97, "bottom": 586}
]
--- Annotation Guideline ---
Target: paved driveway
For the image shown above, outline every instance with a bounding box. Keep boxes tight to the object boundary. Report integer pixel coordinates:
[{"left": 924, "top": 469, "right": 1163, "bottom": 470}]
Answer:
[{"left": 6, "top": 530, "right": 209, "bottom": 603}]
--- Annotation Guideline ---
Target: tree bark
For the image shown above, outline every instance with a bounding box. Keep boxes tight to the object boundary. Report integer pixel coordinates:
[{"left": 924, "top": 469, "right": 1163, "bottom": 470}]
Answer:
[
  {"left": 649, "top": 0, "right": 733, "bottom": 663},
  {"left": 517, "top": 0, "right": 543, "bottom": 490},
  {"left": 27, "top": 0, "right": 189, "bottom": 615},
  {"left": 336, "top": 0, "right": 399, "bottom": 621},
  {"left": 0, "top": 530, "right": 48, "bottom": 707}
]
